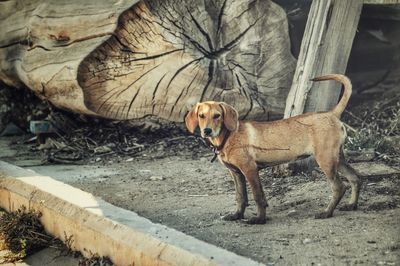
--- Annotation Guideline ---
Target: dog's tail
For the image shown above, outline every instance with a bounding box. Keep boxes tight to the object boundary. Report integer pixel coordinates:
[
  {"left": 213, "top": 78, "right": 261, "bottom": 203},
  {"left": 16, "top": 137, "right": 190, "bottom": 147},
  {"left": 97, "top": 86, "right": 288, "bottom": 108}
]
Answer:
[{"left": 311, "top": 74, "right": 352, "bottom": 117}]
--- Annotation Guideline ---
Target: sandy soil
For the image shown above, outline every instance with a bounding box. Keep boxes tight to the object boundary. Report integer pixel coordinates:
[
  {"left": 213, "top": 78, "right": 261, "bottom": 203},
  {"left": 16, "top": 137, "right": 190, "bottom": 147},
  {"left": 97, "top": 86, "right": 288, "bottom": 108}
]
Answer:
[{"left": 1, "top": 136, "right": 399, "bottom": 266}]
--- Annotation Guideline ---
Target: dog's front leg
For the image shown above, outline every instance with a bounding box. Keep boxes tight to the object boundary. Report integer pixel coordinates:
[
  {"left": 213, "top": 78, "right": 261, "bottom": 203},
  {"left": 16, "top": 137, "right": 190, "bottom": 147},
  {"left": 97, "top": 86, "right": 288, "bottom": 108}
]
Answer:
[
  {"left": 240, "top": 163, "right": 268, "bottom": 224},
  {"left": 223, "top": 169, "right": 248, "bottom": 221}
]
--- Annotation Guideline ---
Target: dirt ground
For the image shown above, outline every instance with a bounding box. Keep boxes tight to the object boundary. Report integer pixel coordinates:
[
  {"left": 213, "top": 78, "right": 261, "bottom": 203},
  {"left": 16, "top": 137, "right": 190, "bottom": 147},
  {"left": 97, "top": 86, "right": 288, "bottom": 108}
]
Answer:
[
  {"left": 1, "top": 135, "right": 399, "bottom": 266},
  {"left": 1, "top": 77, "right": 399, "bottom": 265}
]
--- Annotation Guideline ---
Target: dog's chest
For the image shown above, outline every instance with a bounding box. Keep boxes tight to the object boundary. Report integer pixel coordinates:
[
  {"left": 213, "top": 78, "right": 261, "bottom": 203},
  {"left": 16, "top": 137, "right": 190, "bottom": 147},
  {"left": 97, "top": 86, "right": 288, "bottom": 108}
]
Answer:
[{"left": 221, "top": 160, "right": 242, "bottom": 174}]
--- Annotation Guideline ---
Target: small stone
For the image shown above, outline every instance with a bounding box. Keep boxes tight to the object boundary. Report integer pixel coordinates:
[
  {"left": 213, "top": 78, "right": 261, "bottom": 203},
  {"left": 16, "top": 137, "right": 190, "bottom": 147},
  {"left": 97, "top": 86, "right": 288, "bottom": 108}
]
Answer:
[
  {"left": 94, "top": 145, "right": 112, "bottom": 154},
  {"left": 303, "top": 238, "right": 312, "bottom": 244},
  {"left": 311, "top": 170, "right": 322, "bottom": 178},
  {"left": 157, "top": 145, "right": 165, "bottom": 151},
  {"left": 95, "top": 157, "right": 101, "bottom": 162},
  {"left": 126, "top": 158, "right": 134, "bottom": 162},
  {"left": 139, "top": 169, "right": 151, "bottom": 173},
  {"left": 288, "top": 209, "right": 297, "bottom": 216},
  {"left": 234, "top": 233, "right": 239, "bottom": 237},
  {"left": 149, "top": 176, "right": 164, "bottom": 181}
]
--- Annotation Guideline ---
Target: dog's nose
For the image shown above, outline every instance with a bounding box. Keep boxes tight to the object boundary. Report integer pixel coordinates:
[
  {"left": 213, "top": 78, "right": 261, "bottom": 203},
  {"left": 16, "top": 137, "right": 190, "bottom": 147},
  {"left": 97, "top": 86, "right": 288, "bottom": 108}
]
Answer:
[{"left": 203, "top": 128, "right": 212, "bottom": 136}]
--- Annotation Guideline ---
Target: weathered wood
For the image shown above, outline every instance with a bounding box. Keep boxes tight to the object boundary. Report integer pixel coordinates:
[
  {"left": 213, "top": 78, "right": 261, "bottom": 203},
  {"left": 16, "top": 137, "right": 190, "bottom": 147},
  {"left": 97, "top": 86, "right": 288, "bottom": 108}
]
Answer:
[
  {"left": 284, "top": 0, "right": 363, "bottom": 118},
  {"left": 0, "top": 0, "right": 139, "bottom": 116},
  {"left": 0, "top": 0, "right": 296, "bottom": 122},
  {"left": 284, "top": 0, "right": 333, "bottom": 118},
  {"left": 283, "top": 0, "right": 363, "bottom": 173},
  {"left": 304, "top": 0, "right": 364, "bottom": 113},
  {"left": 79, "top": 0, "right": 296, "bottom": 121}
]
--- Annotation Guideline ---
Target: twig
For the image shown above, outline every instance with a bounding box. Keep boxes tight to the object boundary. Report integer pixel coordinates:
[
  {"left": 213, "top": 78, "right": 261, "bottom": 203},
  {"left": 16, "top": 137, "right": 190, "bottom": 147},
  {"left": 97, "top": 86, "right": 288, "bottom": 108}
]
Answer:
[
  {"left": 166, "top": 136, "right": 194, "bottom": 142},
  {"left": 343, "top": 122, "right": 357, "bottom": 133},
  {"left": 344, "top": 110, "right": 363, "bottom": 122}
]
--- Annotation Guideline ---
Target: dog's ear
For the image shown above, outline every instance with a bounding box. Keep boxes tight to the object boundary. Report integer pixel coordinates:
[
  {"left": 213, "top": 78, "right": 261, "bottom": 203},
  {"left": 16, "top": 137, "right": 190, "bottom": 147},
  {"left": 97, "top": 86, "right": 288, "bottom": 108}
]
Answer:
[
  {"left": 185, "top": 103, "right": 200, "bottom": 133},
  {"left": 219, "top": 102, "right": 239, "bottom": 132}
]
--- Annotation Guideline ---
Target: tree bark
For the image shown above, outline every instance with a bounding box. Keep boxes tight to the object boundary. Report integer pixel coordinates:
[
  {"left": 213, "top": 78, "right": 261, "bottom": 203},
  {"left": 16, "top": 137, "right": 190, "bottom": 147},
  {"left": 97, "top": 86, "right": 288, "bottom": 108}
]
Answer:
[{"left": 0, "top": 0, "right": 296, "bottom": 122}]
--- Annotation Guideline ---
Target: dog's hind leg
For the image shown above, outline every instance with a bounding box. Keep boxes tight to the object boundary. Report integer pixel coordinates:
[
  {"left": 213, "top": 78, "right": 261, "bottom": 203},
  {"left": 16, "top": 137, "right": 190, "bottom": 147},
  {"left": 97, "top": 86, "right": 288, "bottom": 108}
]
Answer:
[
  {"left": 222, "top": 169, "right": 248, "bottom": 221},
  {"left": 314, "top": 152, "right": 346, "bottom": 219},
  {"left": 338, "top": 150, "right": 360, "bottom": 211}
]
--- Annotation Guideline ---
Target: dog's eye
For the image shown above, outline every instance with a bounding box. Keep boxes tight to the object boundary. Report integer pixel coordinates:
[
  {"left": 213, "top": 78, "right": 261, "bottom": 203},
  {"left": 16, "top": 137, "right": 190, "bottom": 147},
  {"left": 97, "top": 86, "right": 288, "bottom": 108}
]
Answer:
[
  {"left": 213, "top": 114, "right": 221, "bottom": 119},
  {"left": 199, "top": 114, "right": 205, "bottom": 119}
]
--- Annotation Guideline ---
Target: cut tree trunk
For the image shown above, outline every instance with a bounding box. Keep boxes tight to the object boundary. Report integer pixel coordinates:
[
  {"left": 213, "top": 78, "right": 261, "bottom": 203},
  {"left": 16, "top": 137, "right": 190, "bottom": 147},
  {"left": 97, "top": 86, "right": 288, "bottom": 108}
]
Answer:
[{"left": 0, "top": 0, "right": 296, "bottom": 122}]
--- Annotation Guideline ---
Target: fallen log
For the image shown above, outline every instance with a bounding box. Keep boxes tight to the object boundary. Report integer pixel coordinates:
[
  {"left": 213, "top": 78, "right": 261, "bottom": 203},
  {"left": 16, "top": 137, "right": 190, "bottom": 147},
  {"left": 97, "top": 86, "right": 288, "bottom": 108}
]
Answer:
[{"left": 0, "top": 0, "right": 295, "bottom": 121}]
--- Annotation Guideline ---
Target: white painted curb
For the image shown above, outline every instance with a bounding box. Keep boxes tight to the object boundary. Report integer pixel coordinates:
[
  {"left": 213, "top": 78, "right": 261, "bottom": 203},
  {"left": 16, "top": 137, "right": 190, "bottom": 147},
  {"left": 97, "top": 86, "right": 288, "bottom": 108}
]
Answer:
[{"left": 0, "top": 161, "right": 263, "bottom": 266}]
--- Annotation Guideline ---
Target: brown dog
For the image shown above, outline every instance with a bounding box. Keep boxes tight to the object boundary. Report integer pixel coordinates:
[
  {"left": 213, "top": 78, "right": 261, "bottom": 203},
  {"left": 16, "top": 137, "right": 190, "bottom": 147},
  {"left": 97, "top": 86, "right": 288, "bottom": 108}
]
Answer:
[{"left": 185, "top": 74, "right": 360, "bottom": 224}]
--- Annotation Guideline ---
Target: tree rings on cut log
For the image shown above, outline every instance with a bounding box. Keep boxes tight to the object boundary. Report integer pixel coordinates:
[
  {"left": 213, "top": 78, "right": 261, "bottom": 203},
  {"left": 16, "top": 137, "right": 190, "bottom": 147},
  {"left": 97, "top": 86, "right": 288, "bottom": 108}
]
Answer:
[{"left": 78, "top": 0, "right": 295, "bottom": 121}]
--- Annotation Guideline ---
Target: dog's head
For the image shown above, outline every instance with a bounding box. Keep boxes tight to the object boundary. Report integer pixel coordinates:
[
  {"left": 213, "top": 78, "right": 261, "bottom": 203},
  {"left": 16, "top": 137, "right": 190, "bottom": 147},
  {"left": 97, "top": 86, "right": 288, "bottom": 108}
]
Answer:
[{"left": 185, "top": 101, "right": 239, "bottom": 138}]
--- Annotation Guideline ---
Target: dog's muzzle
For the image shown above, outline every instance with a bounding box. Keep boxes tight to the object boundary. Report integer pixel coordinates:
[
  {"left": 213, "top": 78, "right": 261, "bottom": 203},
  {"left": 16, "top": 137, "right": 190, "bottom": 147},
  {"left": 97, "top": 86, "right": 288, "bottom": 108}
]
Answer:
[{"left": 203, "top": 128, "right": 212, "bottom": 137}]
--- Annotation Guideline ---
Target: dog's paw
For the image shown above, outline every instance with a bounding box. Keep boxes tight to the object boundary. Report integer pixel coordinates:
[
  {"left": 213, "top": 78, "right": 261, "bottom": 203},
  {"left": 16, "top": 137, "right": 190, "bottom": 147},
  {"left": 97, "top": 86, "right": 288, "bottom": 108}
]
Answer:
[
  {"left": 246, "top": 216, "right": 267, "bottom": 224},
  {"left": 314, "top": 211, "right": 333, "bottom": 219},
  {"left": 222, "top": 212, "right": 244, "bottom": 221},
  {"left": 339, "top": 204, "right": 358, "bottom": 211}
]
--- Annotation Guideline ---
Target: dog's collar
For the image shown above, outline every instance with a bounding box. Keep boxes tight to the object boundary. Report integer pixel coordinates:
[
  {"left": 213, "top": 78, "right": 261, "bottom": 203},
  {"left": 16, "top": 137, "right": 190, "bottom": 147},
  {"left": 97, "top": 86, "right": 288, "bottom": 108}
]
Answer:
[{"left": 210, "top": 130, "right": 231, "bottom": 163}]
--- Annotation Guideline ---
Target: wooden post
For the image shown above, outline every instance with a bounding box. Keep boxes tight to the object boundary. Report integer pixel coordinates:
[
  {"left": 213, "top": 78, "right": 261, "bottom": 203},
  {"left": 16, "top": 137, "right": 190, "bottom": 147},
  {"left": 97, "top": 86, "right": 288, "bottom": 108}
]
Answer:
[
  {"left": 283, "top": 0, "right": 364, "bottom": 172},
  {"left": 285, "top": 0, "right": 363, "bottom": 118}
]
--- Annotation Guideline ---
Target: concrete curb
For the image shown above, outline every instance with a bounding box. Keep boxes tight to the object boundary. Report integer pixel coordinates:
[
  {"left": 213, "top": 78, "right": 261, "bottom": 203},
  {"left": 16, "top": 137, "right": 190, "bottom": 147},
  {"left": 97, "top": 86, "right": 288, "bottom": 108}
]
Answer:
[{"left": 0, "top": 161, "right": 262, "bottom": 266}]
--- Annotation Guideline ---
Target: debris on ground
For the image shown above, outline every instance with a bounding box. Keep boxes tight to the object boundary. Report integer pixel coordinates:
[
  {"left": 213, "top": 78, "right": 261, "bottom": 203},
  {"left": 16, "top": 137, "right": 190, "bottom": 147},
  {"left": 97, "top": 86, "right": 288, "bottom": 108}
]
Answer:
[
  {"left": 20, "top": 117, "right": 211, "bottom": 165},
  {"left": 0, "top": 207, "right": 114, "bottom": 265},
  {"left": 343, "top": 87, "right": 400, "bottom": 167},
  {"left": 0, "top": 84, "right": 49, "bottom": 134},
  {"left": 78, "top": 253, "right": 113, "bottom": 266},
  {"left": 0, "top": 206, "right": 54, "bottom": 263}
]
